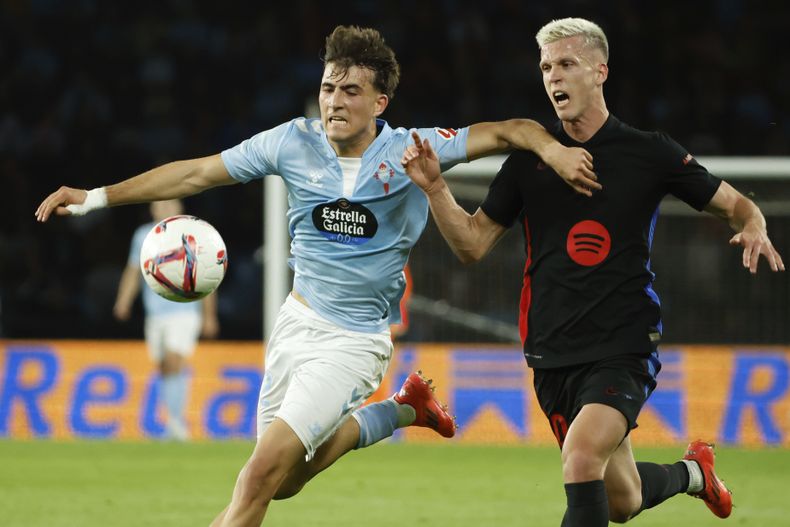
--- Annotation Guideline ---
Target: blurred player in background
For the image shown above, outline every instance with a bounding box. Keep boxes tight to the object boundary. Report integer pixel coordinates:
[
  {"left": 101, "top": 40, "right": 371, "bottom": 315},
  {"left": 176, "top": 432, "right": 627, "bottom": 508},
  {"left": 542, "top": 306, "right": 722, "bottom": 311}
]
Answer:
[
  {"left": 113, "top": 199, "right": 219, "bottom": 441},
  {"left": 36, "top": 25, "right": 598, "bottom": 527},
  {"left": 402, "top": 17, "right": 784, "bottom": 527}
]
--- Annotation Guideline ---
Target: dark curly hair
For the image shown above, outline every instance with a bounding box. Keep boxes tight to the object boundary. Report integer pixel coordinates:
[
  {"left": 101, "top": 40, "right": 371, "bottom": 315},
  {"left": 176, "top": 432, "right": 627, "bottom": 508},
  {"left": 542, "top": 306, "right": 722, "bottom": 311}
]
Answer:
[{"left": 322, "top": 25, "right": 400, "bottom": 99}]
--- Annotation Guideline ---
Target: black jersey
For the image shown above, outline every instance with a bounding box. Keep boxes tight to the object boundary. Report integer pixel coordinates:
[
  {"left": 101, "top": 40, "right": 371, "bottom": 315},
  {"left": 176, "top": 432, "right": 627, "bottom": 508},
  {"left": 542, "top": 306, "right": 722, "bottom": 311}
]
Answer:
[{"left": 480, "top": 115, "right": 722, "bottom": 368}]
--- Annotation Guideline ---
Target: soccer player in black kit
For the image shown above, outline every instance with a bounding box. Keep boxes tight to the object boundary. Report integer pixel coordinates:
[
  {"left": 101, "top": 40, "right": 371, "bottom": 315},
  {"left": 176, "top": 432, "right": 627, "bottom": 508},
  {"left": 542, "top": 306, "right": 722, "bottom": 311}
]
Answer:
[{"left": 401, "top": 17, "right": 784, "bottom": 527}]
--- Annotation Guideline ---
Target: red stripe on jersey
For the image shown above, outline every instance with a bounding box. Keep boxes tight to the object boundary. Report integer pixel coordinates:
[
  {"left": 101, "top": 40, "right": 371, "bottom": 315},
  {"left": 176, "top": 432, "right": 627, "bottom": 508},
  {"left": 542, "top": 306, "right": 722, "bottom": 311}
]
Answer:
[
  {"left": 436, "top": 128, "right": 458, "bottom": 139},
  {"left": 518, "top": 216, "right": 533, "bottom": 345}
]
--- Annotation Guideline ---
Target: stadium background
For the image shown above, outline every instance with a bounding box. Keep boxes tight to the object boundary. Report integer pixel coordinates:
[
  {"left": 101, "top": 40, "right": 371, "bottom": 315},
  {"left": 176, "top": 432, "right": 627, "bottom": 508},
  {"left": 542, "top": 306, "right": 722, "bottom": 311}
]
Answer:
[{"left": 1, "top": 0, "right": 790, "bottom": 484}]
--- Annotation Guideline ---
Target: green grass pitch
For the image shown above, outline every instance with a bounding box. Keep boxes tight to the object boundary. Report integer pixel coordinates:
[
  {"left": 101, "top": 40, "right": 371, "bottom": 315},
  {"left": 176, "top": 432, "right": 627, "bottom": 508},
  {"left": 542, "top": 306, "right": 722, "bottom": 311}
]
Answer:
[{"left": 1, "top": 440, "right": 788, "bottom": 526}]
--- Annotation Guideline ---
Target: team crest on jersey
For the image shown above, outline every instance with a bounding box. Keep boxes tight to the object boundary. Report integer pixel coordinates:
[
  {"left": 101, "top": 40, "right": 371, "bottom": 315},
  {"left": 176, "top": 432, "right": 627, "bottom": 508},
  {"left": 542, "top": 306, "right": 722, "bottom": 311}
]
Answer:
[
  {"left": 435, "top": 127, "right": 458, "bottom": 140},
  {"left": 374, "top": 162, "right": 395, "bottom": 194},
  {"left": 312, "top": 198, "right": 379, "bottom": 245}
]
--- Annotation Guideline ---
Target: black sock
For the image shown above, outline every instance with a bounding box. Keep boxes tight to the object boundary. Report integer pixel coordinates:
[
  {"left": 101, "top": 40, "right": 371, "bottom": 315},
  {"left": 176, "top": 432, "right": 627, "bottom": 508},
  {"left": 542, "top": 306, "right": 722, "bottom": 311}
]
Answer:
[
  {"left": 636, "top": 461, "right": 690, "bottom": 512},
  {"left": 561, "top": 480, "right": 609, "bottom": 527}
]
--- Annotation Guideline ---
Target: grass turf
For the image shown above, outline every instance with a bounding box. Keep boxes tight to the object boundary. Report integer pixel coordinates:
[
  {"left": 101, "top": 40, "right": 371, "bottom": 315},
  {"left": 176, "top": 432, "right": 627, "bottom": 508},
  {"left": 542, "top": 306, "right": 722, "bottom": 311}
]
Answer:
[{"left": 1, "top": 440, "right": 788, "bottom": 526}]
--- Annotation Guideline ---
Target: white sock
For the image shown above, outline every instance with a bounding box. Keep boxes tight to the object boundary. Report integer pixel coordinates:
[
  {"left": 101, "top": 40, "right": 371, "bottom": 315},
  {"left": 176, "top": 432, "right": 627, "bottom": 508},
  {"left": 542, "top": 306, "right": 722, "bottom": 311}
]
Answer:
[
  {"left": 392, "top": 395, "right": 416, "bottom": 427},
  {"left": 680, "top": 459, "right": 704, "bottom": 493}
]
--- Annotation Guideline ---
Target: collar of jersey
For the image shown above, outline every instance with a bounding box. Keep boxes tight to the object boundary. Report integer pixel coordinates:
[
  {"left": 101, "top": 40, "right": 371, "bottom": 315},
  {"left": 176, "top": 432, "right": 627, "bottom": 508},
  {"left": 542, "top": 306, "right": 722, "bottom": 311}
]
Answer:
[{"left": 556, "top": 114, "right": 618, "bottom": 147}]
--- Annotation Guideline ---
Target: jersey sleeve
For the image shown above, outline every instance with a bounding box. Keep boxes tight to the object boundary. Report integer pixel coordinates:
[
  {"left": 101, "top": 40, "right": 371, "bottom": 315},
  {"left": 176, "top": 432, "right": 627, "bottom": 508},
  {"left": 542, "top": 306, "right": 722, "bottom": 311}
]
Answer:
[
  {"left": 220, "top": 121, "right": 292, "bottom": 183},
  {"left": 412, "top": 127, "right": 469, "bottom": 171},
  {"left": 479, "top": 153, "right": 525, "bottom": 228},
  {"left": 656, "top": 133, "right": 722, "bottom": 210}
]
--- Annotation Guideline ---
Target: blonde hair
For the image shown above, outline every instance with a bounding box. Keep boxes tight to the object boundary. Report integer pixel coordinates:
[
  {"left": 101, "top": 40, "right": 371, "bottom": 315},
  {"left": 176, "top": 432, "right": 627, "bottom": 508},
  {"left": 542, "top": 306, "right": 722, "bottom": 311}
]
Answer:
[{"left": 536, "top": 18, "right": 609, "bottom": 62}]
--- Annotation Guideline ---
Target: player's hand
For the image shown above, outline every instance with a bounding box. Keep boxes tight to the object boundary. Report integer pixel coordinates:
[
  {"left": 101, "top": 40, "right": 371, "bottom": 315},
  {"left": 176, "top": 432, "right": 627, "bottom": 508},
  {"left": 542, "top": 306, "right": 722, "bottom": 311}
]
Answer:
[
  {"left": 401, "top": 131, "right": 445, "bottom": 195},
  {"left": 202, "top": 315, "right": 220, "bottom": 339},
  {"left": 729, "top": 225, "right": 785, "bottom": 274},
  {"left": 35, "top": 186, "right": 87, "bottom": 222},
  {"left": 113, "top": 302, "right": 132, "bottom": 321},
  {"left": 542, "top": 143, "right": 601, "bottom": 197}
]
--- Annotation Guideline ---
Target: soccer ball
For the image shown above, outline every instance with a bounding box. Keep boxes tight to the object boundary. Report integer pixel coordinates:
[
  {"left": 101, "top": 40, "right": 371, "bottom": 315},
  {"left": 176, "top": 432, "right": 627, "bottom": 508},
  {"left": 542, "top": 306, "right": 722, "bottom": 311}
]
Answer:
[{"left": 140, "top": 215, "right": 228, "bottom": 302}]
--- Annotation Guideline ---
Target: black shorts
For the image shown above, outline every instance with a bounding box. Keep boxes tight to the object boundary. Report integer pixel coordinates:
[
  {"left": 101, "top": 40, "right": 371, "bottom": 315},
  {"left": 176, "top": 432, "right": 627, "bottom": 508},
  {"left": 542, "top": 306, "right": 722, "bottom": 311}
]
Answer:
[{"left": 533, "top": 352, "right": 660, "bottom": 448}]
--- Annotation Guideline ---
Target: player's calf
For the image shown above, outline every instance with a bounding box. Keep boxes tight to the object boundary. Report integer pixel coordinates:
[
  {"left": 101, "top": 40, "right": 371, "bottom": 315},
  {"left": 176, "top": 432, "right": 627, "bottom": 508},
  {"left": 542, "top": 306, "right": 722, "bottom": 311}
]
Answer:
[{"left": 607, "top": 488, "right": 642, "bottom": 523}]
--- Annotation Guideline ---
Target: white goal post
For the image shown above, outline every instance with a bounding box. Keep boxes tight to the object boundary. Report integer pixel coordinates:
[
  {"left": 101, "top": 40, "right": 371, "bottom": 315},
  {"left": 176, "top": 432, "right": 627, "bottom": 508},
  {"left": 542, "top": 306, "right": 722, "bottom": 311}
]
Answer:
[{"left": 263, "top": 157, "right": 790, "bottom": 340}]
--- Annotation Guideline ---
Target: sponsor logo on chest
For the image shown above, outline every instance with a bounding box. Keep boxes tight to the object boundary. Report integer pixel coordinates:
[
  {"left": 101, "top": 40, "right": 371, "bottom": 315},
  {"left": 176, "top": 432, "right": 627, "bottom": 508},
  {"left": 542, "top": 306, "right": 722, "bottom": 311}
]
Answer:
[
  {"left": 566, "top": 220, "right": 611, "bottom": 266},
  {"left": 312, "top": 198, "right": 379, "bottom": 245}
]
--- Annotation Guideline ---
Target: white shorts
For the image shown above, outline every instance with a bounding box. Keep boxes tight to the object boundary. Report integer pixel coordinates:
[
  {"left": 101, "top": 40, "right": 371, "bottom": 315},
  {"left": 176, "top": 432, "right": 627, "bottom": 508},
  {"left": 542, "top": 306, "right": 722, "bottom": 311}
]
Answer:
[
  {"left": 258, "top": 294, "right": 393, "bottom": 460},
  {"left": 144, "top": 311, "right": 201, "bottom": 361}
]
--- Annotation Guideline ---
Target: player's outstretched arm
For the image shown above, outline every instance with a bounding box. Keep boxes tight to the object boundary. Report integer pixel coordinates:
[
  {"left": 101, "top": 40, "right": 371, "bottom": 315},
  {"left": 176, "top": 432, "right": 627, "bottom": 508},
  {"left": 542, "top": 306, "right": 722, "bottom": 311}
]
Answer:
[
  {"left": 704, "top": 181, "right": 785, "bottom": 274},
  {"left": 113, "top": 263, "right": 141, "bottom": 321},
  {"left": 35, "top": 154, "right": 235, "bottom": 222},
  {"left": 466, "top": 119, "right": 601, "bottom": 197},
  {"left": 402, "top": 131, "right": 506, "bottom": 264},
  {"left": 201, "top": 291, "right": 220, "bottom": 339}
]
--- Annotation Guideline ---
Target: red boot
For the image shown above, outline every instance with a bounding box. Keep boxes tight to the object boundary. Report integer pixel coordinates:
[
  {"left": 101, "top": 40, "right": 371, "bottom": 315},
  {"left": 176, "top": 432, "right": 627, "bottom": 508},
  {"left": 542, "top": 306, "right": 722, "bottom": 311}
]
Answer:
[
  {"left": 683, "top": 440, "right": 733, "bottom": 518},
  {"left": 393, "top": 371, "right": 456, "bottom": 438}
]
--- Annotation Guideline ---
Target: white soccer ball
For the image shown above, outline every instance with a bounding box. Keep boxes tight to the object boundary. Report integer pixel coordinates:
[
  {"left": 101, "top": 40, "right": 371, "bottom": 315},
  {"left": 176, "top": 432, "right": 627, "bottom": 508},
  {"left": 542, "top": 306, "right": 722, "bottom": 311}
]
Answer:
[{"left": 140, "top": 215, "right": 227, "bottom": 302}]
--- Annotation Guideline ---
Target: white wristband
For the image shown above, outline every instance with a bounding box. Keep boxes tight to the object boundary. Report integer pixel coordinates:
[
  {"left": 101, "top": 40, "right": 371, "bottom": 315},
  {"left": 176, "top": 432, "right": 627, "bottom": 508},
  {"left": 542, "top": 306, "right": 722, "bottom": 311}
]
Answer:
[{"left": 66, "top": 187, "right": 108, "bottom": 216}]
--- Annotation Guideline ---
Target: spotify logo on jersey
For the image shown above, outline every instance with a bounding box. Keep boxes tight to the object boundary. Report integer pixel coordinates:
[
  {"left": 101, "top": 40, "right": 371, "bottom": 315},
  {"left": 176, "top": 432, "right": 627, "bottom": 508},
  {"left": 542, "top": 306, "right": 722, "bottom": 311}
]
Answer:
[{"left": 566, "top": 220, "right": 611, "bottom": 266}]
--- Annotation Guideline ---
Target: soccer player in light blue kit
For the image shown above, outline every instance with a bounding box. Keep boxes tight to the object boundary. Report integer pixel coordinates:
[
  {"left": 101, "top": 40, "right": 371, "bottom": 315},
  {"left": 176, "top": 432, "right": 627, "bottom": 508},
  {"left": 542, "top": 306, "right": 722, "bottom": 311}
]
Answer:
[
  {"left": 37, "top": 25, "right": 599, "bottom": 527},
  {"left": 114, "top": 199, "right": 219, "bottom": 441}
]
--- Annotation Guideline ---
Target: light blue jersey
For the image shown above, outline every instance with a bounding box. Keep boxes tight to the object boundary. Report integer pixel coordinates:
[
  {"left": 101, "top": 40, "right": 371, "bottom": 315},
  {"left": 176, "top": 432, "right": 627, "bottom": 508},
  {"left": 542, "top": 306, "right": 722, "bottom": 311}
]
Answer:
[
  {"left": 221, "top": 118, "right": 469, "bottom": 333},
  {"left": 129, "top": 223, "right": 202, "bottom": 317}
]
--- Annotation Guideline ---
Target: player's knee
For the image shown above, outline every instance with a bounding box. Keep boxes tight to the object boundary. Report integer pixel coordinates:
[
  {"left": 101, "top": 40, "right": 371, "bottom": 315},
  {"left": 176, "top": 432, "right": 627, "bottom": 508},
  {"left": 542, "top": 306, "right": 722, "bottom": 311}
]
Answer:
[
  {"left": 161, "top": 352, "right": 185, "bottom": 374},
  {"left": 239, "top": 456, "right": 291, "bottom": 503},
  {"left": 562, "top": 448, "right": 606, "bottom": 482}
]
